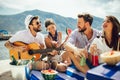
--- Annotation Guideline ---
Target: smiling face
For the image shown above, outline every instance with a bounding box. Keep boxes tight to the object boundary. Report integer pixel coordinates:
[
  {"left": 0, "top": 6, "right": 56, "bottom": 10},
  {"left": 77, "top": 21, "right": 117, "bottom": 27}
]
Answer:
[
  {"left": 102, "top": 17, "right": 113, "bottom": 33},
  {"left": 31, "top": 19, "right": 42, "bottom": 32},
  {"left": 77, "top": 17, "right": 87, "bottom": 32},
  {"left": 47, "top": 24, "right": 56, "bottom": 35}
]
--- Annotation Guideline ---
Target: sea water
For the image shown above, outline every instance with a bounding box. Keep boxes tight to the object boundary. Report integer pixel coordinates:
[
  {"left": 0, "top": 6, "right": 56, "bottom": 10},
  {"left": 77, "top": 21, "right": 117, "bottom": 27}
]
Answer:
[{"left": 0, "top": 40, "right": 9, "bottom": 60}]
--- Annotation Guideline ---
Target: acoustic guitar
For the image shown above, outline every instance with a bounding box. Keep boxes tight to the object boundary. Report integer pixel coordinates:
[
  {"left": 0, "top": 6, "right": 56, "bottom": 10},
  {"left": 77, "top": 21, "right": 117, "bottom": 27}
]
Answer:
[
  {"left": 9, "top": 42, "right": 42, "bottom": 61},
  {"left": 9, "top": 42, "right": 63, "bottom": 61}
]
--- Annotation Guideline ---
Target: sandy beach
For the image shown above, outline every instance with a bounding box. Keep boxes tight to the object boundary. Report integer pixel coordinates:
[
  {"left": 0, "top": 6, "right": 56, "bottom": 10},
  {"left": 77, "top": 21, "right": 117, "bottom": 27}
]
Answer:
[
  {"left": 0, "top": 59, "right": 14, "bottom": 80},
  {"left": 0, "top": 40, "right": 14, "bottom": 80}
]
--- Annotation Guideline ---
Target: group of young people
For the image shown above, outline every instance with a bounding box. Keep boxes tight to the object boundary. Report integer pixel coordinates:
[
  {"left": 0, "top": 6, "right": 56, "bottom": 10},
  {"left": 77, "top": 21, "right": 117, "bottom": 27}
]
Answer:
[{"left": 4, "top": 13, "right": 120, "bottom": 74}]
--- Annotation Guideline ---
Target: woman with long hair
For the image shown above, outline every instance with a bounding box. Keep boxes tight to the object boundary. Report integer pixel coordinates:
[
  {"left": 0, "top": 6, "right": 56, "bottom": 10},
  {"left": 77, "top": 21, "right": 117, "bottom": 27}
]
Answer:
[{"left": 89, "top": 16, "right": 120, "bottom": 64}]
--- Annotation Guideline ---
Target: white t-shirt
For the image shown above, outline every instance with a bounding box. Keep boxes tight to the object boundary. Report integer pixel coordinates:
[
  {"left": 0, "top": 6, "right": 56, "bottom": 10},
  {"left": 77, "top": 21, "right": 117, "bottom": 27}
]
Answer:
[{"left": 9, "top": 30, "right": 46, "bottom": 48}]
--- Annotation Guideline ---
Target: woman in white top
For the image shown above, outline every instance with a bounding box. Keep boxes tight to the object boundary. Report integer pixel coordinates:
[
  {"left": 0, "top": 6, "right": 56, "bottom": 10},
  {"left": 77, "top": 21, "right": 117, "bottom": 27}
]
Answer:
[{"left": 89, "top": 16, "right": 120, "bottom": 63}]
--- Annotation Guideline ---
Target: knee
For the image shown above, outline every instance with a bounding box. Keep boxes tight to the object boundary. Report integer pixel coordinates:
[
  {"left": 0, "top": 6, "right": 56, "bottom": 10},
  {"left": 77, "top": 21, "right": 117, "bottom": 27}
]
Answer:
[
  {"left": 51, "top": 62, "right": 67, "bottom": 72},
  {"left": 56, "top": 63, "right": 67, "bottom": 72},
  {"left": 31, "top": 61, "right": 49, "bottom": 70}
]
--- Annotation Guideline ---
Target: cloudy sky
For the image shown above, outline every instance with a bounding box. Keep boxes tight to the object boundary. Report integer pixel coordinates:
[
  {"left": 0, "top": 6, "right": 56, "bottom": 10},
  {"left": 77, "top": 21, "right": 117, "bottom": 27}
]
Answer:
[{"left": 0, "top": 0, "right": 120, "bottom": 20}]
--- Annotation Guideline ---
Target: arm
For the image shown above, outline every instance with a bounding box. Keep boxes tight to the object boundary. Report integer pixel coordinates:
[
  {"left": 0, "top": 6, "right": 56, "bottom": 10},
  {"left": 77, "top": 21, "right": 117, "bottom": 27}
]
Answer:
[
  {"left": 4, "top": 40, "right": 15, "bottom": 50},
  {"left": 63, "top": 42, "right": 88, "bottom": 58},
  {"left": 88, "top": 38, "right": 101, "bottom": 62},
  {"left": 4, "top": 41, "right": 27, "bottom": 52},
  {"left": 45, "top": 37, "right": 53, "bottom": 48},
  {"left": 57, "top": 32, "right": 62, "bottom": 46},
  {"left": 45, "top": 33, "right": 61, "bottom": 48}
]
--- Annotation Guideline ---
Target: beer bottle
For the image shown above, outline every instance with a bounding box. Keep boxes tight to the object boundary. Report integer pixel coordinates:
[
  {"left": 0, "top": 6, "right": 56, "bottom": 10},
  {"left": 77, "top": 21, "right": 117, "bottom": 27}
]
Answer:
[{"left": 11, "top": 55, "right": 18, "bottom": 65}]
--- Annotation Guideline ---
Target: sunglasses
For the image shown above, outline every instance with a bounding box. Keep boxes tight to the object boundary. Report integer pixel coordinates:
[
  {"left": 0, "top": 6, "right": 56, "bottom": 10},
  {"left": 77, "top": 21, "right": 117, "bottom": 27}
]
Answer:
[
  {"left": 97, "top": 36, "right": 104, "bottom": 38},
  {"left": 36, "top": 21, "right": 41, "bottom": 25},
  {"left": 32, "top": 21, "right": 41, "bottom": 25}
]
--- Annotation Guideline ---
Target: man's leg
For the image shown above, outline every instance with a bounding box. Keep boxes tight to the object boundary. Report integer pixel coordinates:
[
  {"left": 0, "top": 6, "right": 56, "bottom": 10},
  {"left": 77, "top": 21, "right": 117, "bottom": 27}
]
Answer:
[
  {"left": 31, "top": 60, "right": 49, "bottom": 70},
  {"left": 61, "top": 51, "right": 72, "bottom": 66},
  {"left": 51, "top": 61, "right": 67, "bottom": 72},
  {"left": 68, "top": 52, "right": 89, "bottom": 74}
]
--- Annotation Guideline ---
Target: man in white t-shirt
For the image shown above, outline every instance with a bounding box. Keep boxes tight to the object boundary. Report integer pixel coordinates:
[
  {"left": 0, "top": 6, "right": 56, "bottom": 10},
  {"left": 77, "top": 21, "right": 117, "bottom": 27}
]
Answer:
[{"left": 5, "top": 15, "right": 49, "bottom": 70}]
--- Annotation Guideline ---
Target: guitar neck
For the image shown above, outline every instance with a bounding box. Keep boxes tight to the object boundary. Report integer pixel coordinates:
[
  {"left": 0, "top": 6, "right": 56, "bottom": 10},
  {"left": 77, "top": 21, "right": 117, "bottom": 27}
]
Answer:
[{"left": 29, "top": 47, "right": 64, "bottom": 55}]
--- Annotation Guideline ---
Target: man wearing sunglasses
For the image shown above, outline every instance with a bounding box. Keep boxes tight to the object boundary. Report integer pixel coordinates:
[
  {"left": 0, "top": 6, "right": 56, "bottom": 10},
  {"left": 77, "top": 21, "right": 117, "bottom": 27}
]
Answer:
[{"left": 5, "top": 15, "right": 49, "bottom": 70}]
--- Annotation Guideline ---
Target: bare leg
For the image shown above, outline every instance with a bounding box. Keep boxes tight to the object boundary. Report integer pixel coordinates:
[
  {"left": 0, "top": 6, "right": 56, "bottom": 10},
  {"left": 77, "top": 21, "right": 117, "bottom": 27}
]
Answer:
[
  {"left": 51, "top": 62, "right": 67, "bottom": 72},
  {"left": 68, "top": 52, "right": 89, "bottom": 74},
  {"left": 61, "top": 51, "right": 72, "bottom": 66},
  {"left": 31, "top": 60, "right": 49, "bottom": 70}
]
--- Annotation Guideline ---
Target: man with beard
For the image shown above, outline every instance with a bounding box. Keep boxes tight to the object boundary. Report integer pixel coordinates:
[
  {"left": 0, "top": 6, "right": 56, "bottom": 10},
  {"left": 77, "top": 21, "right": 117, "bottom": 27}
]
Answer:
[
  {"left": 5, "top": 15, "right": 49, "bottom": 70},
  {"left": 63, "top": 13, "right": 100, "bottom": 74}
]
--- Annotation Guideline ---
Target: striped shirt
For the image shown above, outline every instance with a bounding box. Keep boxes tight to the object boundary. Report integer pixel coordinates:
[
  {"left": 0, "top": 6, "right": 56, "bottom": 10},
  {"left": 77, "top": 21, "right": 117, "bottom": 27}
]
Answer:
[{"left": 68, "top": 28, "right": 100, "bottom": 49}]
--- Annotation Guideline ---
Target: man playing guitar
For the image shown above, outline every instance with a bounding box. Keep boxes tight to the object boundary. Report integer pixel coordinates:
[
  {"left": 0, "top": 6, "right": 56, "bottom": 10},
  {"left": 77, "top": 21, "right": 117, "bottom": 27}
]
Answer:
[{"left": 5, "top": 15, "right": 49, "bottom": 70}]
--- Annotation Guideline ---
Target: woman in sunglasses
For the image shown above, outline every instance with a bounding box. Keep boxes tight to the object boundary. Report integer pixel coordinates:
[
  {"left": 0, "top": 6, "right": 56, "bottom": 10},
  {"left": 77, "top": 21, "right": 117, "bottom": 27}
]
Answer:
[{"left": 89, "top": 16, "right": 120, "bottom": 64}]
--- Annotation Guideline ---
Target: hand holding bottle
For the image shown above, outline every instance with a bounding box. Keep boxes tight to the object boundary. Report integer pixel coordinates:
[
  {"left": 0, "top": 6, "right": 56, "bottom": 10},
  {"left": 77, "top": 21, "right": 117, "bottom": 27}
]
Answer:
[
  {"left": 90, "top": 44, "right": 97, "bottom": 55},
  {"left": 90, "top": 44, "right": 99, "bottom": 66},
  {"left": 77, "top": 48, "right": 88, "bottom": 59}
]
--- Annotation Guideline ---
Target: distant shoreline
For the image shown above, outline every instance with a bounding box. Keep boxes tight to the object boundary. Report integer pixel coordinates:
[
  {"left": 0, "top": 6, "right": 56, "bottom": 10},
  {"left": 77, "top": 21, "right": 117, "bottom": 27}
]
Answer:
[{"left": 0, "top": 35, "right": 11, "bottom": 41}]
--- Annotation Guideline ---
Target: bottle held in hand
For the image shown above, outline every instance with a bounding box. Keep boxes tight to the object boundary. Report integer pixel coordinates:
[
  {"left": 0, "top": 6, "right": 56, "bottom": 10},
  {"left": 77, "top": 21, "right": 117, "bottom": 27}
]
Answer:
[
  {"left": 90, "top": 44, "right": 99, "bottom": 66},
  {"left": 80, "top": 57, "right": 86, "bottom": 66},
  {"left": 92, "top": 54, "right": 99, "bottom": 66}
]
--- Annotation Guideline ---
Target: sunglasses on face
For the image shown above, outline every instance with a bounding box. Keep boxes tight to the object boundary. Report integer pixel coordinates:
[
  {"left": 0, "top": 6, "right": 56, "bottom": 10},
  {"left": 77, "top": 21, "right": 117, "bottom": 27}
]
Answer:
[
  {"left": 36, "top": 21, "right": 41, "bottom": 25},
  {"left": 32, "top": 21, "right": 41, "bottom": 25}
]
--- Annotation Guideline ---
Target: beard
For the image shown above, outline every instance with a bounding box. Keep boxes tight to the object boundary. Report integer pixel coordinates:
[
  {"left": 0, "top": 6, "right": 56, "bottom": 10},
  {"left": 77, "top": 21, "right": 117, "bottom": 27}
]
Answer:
[
  {"left": 33, "top": 27, "right": 42, "bottom": 32},
  {"left": 35, "top": 29, "right": 42, "bottom": 32},
  {"left": 79, "top": 26, "right": 87, "bottom": 32}
]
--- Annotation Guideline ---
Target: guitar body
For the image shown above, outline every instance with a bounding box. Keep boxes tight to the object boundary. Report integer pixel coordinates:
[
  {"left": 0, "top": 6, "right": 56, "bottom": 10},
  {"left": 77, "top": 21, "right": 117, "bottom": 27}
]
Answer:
[{"left": 9, "top": 42, "right": 41, "bottom": 61}]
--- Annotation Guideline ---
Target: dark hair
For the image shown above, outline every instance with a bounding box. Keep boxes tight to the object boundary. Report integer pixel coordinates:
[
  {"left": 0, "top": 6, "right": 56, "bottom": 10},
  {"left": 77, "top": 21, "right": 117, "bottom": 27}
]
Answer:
[
  {"left": 29, "top": 16, "right": 39, "bottom": 25},
  {"left": 106, "top": 16, "right": 120, "bottom": 50},
  {"left": 78, "top": 13, "right": 93, "bottom": 26},
  {"left": 45, "top": 19, "right": 55, "bottom": 28}
]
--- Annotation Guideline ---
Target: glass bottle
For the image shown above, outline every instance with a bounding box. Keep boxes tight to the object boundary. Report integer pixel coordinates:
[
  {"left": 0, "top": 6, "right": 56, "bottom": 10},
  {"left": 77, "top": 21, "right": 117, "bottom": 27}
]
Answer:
[
  {"left": 80, "top": 57, "right": 86, "bottom": 66},
  {"left": 11, "top": 55, "right": 18, "bottom": 65},
  {"left": 92, "top": 49, "right": 99, "bottom": 66},
  {"left": 31, "top": 56, "right": 35, "bottom": 62}
]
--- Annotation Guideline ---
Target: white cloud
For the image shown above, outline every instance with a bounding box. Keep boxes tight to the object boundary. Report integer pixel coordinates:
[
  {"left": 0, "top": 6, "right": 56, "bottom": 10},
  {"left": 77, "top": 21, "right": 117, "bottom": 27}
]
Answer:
[{"left": 0, "top": 0, "right": 120, "bottom": 20}]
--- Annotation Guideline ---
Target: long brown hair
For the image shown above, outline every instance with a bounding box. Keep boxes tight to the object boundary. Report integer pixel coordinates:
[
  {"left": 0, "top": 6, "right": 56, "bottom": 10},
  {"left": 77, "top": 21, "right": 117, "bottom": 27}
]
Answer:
[{"left": 105, "top": 16, "right": 120, "bottom": 50}]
